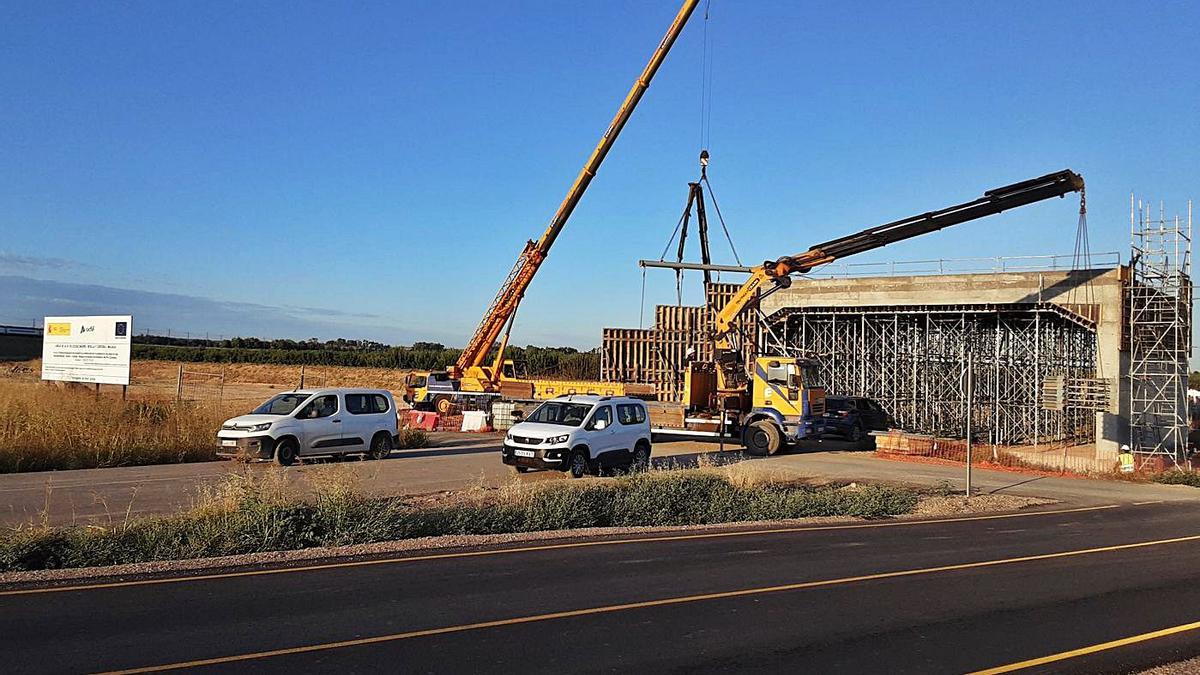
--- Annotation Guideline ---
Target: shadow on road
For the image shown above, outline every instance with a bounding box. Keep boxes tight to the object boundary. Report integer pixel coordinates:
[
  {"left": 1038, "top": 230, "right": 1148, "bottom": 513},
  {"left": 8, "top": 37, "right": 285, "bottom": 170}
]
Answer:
[
  {"left": 388, "top": 443, "right": 500, "bottom": 460},
  {"left": 987, "top": 476, "right": 1047, "bottom": 494}
]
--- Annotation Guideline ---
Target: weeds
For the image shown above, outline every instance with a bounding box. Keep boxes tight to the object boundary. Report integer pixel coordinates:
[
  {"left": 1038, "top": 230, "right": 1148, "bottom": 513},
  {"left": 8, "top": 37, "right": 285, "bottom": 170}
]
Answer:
[
  {"left": 1152, "top": 470, "right": 1200, "bottom": 487},
  {"left": 0, "top": 469, "right": 919, "bottom": 572},
  {"left": 396, "top": 429, "right": 430, "bottom": 449},
  {"left": 0, "top": 380, "right": 430, "bottom": 473},
  {"left": 0, "top": 380, "right": 234, "bottom": 473}
]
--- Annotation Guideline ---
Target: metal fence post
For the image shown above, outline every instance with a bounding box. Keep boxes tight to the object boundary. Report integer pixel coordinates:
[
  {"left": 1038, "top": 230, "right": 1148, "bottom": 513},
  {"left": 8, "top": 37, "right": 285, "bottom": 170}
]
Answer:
[
  {"left": 176, "top": 364, "right": 184, "bottom": 402},
  {"left": 966, "top": 351, "right": 974, "bottom": 498}
]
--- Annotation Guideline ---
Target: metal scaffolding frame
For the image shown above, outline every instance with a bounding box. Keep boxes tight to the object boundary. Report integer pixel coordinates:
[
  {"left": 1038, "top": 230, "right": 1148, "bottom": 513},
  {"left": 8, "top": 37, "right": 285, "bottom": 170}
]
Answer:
[
  {"left": 763, "top": 303, "right": 1098, "bottom": 445},
  {"left": 1128, "top": 197, "right": 1193, "bottom": 464}
]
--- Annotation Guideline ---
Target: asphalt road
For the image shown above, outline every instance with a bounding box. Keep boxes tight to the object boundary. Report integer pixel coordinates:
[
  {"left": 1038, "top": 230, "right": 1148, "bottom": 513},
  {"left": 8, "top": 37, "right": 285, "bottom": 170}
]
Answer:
[
  {"left": 3, "top": 434, "right": 1200, "bottom": 526},
  {"left": 5, "top": 502, "right": 1200, "bottom": 673}
]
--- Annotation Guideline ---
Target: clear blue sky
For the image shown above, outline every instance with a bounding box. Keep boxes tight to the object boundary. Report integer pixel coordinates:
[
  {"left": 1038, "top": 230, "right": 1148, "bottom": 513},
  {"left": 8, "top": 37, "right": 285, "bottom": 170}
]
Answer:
[{"left": 2, "top": 1, "right": 1197, "bottom": 347}]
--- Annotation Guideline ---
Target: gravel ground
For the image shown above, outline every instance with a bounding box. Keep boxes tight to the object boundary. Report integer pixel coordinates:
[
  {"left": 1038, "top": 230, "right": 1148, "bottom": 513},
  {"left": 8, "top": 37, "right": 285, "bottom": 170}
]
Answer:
[
  {"left": 912, "top": 494, "right": 1055, "bottom": 516},
  {"left": 1138, "top": 656, "right": 1200, "bottom": 674},
  {"left": 0, "top": 492, "right": 1056, "bottom": 589}
]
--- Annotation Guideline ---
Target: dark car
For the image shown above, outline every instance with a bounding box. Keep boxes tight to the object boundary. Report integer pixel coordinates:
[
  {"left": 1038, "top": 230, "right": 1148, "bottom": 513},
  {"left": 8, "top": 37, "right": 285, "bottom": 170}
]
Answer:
[{"left": 818, "top": 396, "right": 891, "bottom": 442}]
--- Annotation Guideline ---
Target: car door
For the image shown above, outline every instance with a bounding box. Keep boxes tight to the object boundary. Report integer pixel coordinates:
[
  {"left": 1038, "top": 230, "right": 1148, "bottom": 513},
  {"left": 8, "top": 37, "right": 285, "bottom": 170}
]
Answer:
[
  {"left": 586, "top": 405, "right": 618, "bottom": 462},
  {"left": 342, "top": 393, "right": 373, "bottom": 453},
  {"left": 295, "top": 394, "right": 343, "bottom": 454},
  {"left": 615, "top": 403, "right": 642, "bottom": 456}
]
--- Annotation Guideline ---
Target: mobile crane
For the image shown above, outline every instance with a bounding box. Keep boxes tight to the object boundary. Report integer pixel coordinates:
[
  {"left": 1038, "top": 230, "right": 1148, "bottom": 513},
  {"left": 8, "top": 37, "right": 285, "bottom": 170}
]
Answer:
[
  {"left": 678, "top": 169, "right": 1086, "bottom": 455},
  {"left": 404, "top": 0, "right": 699, "bottom": 413}
]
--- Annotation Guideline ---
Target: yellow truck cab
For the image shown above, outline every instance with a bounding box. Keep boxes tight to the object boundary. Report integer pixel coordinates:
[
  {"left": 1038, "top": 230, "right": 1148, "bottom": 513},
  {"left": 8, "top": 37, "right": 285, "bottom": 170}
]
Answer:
[{"left": 741, "top": 357, "right": 825, "bottom": 455}]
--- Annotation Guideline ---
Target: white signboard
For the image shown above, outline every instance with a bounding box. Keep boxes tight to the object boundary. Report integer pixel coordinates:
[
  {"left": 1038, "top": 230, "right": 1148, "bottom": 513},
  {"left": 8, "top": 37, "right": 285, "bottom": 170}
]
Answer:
[{"left": 41, "top": 315, "right": 133, "bottom": 386}]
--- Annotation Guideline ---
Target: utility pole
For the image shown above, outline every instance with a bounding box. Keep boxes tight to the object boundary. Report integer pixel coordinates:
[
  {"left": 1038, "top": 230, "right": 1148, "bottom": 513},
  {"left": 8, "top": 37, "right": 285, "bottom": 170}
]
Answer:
[{"left": 965, "top": 351, "right": 974, "bottom": 498}]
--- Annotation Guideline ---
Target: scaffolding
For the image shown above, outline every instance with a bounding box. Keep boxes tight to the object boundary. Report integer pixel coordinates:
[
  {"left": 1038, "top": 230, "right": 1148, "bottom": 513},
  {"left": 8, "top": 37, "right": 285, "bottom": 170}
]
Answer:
[
  {"left": 1128, "top": 197, "right": 1193, "bottom": 464},
  {"left": 762, "top": 304, "right": 1098, "bottom": 446}
]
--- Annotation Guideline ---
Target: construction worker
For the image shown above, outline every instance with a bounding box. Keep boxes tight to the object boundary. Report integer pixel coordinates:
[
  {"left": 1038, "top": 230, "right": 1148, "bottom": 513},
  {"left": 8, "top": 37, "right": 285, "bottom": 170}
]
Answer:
[{"left": 1118, "top": 444, "right": 1135, "bottom": 473}]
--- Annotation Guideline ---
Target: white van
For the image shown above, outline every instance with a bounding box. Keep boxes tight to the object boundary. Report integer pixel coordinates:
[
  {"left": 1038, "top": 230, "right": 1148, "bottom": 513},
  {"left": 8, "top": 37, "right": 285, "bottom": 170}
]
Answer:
[
  {"left": 217, "top": 388, "right": 398, "bottom": 465},
  {"left": 501, "top": 395, "right": 652, "bottom": 478}
]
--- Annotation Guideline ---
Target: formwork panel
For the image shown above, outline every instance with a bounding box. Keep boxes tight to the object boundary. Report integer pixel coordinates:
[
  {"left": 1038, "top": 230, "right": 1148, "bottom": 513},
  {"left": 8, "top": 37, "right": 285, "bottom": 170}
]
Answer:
[{"left": 600, "top": 282, "right": 758, "bottom": 402}]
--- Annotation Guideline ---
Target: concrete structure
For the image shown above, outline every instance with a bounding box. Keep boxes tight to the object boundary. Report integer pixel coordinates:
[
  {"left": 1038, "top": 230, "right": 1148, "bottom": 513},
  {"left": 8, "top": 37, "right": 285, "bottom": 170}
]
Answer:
[
  {"left": 602, "top": 266, "right": 1130, "bottom": 462},
  {"left": 760, "top": 266, "right": 1129, "bottom": 460}
]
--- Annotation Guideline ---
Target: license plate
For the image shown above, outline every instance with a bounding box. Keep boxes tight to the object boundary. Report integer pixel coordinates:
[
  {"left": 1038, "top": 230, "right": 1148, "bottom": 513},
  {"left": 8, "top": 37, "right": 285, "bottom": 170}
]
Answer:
[
  {"left": 515, "top": 449, "right": 535, "bottom": 458},
  {"left": 221, "top": 440, "right": 238, "bottom": 447}
]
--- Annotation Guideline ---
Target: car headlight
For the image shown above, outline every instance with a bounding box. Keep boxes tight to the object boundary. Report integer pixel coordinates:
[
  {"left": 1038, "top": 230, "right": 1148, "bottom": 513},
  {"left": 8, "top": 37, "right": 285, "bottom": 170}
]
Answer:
[
  {"left": 248, "top": 422, "right": 273, "bottom": 432},
  {"left": 544, "top": 434, "right": 570, "bottom": 445},
  {"left": 506, "top": 433, "right": 513, "bottom": 441}
]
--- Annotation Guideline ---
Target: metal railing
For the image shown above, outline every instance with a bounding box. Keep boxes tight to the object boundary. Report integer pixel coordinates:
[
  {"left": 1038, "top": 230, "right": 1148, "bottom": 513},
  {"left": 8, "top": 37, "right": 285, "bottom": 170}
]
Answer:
[{"left": 804, "top": 252, "right": 1122, "bottom": 279}]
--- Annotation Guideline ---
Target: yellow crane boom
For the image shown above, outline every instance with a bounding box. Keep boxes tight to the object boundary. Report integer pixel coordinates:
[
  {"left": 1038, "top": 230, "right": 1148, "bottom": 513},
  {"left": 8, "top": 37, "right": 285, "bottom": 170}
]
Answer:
[
  {"left": 450, "top": 0, "right": 701, "bottom": 382},
  {"left": 710, "top": 169, "right": 1086, "bottom": 391}
]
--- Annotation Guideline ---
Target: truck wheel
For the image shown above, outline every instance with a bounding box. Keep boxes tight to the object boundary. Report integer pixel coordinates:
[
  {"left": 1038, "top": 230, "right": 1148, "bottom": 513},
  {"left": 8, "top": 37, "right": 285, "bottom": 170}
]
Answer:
[
  {"left": 434, "top": 395, "right": 454, "bottom": 415},
  {"left": 847, "top": 424, "right": 865, "bottom": 443},
  {"left": 275, "top": 438, "right": 299, "bottom": 466},
  {"left": 568, "top": 450, "right": 591, "bottom": 479},
  {"left": 367, "top": 433, "right": 392, "bottom": 460},
  {"left": 743, "top": 420, "right": 782, "bottom": 457}
]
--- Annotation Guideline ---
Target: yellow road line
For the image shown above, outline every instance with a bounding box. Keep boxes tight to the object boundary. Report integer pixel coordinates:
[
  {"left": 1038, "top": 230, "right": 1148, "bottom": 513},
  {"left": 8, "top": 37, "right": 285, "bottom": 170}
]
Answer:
[
  {"left": 970, "top": 619, "right": 1200, "bottom": 674},
  {"left": 94, "top": 530, "right": 1200, "bottom": 675},
  {"left": 1, "top": 504, "right": 1118, "bottom": 597}
]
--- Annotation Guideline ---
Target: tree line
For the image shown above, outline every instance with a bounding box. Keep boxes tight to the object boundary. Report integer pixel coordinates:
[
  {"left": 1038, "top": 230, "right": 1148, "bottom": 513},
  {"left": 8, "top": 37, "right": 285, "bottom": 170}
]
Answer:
[{"left": 132, "top": 339, "right": 601, "bottom": 380}]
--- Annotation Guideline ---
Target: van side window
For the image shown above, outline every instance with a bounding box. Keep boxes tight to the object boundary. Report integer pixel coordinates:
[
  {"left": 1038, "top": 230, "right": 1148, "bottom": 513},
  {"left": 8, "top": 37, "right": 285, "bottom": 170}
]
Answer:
[
  {"left": 298, "top": 395, "right": 338, "bottom": 419},
  {"left": 371, "top": 394, "right": 390, "bottom": 414},
  {"left": 617, "top": 403, "right": 646, "bottom": 425},
  {"left": 588, "top": 405, "right": 613, "bottom": 430},
  {"left": 346, "top": 394, "right": 369, "bottom": 415}
]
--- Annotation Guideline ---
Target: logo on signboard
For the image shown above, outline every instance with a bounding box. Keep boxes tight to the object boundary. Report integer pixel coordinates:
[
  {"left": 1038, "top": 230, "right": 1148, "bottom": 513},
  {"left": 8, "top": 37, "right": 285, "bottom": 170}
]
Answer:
[
  {"left": 79, "top": 325, "right": 95, "bottom": 334},
  {"left": 115, "top": 322, "right": 127, "bottom": 337},
  {"left": 47, "top": 323, "right": 71, "bottom": 336}
]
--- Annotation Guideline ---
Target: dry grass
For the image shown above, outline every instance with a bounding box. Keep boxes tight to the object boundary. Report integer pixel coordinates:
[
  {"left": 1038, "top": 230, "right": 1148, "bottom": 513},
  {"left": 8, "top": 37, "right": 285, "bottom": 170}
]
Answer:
[
  {"left": 0, "top": 379, "right": 236, "bottom": 473},
  {"left": 129, "top": 359, "right": 413, "bottom": 389},
  {"left": 0, "top": 467, "right": 922, "bottom": 571}
]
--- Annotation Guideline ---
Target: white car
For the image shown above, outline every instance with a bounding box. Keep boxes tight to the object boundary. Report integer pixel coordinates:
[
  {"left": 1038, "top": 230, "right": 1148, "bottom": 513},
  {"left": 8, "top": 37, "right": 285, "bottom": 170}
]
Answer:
[
  {"left": 501, "top": 395, "right": 652, "bottom": 477},
  {"left": 217, "top": 388, "right": 398, "bottom": 465}
]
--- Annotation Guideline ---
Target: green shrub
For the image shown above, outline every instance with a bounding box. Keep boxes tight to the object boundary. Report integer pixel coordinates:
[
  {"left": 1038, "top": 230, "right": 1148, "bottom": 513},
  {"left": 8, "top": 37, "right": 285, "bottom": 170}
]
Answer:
[
  {"left": 1153, "top": 470, "right": 1200, "bottom": 487},
  {"left": 0, "top": 470, "right": 920, "bottom": 572},
  {"left": 396, "top": 429, "right": 430, "bottom": 449}
]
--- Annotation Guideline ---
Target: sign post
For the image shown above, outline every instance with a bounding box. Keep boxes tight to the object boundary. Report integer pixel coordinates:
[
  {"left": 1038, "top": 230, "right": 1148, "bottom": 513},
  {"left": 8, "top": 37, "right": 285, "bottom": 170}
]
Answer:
[
  {"left": 965, "top": 351, "right": 974, "bottom": 498},
  {"left": 41, "top": 315, "right": 132, "bottom": 387}
]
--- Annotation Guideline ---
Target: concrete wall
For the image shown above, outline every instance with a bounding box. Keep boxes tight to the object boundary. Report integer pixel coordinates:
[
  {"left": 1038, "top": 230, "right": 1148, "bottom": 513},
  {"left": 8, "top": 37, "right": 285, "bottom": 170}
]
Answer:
[{"left": 761, "top": 267, "right": 1129, "bottom": 457}]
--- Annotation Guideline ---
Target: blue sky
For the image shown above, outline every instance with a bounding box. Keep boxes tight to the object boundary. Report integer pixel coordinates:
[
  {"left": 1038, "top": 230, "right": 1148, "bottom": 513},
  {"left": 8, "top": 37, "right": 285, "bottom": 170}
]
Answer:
[{"left": 2, "top": 1, "right": 1197, "bottom": 347}]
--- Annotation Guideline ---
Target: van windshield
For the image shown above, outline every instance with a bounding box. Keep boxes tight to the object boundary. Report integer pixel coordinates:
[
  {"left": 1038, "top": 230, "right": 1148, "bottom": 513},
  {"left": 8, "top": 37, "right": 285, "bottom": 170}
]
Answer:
[
  {"left": 526, "top": 402, "right": 594, "bottom": 427},
  {"left": 252, "top": 393, "right": 311, "bottom": 415}
]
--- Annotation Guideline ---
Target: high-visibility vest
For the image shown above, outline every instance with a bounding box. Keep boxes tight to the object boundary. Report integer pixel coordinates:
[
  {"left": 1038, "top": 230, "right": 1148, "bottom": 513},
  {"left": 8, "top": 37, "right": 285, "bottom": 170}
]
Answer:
[{"left": 1119, "top": 452, "right": 1135, "bottom": 472}]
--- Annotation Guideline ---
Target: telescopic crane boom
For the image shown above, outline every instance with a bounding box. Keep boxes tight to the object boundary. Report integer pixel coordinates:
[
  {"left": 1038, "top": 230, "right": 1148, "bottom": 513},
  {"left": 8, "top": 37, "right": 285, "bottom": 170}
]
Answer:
[
  {"left": 711, "top": 169, "right": 1086, "bottom": 390},
  {"left": 449, "top": 0, "right": 700, "bottom": 382}
]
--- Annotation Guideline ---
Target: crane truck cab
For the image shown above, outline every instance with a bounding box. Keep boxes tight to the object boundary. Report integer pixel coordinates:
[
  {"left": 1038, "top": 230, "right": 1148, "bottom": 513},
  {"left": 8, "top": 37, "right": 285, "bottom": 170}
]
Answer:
[
  {"left": 403, "top": 361, "right": 521, "bottom": 414},
  {"left": 740, "top": 357, "right": 825, "bottom": 456}
]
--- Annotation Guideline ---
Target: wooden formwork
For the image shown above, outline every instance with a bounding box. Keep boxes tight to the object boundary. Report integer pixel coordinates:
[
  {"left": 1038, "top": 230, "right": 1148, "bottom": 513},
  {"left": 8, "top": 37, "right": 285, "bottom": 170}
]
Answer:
[{"left": 601, "top": 282, "right": 758, "bottom": 402}]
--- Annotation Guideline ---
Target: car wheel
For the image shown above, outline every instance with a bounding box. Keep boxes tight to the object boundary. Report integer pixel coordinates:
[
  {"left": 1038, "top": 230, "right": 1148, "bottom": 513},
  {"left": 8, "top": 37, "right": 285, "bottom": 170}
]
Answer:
[
  {"left": 274, "top": 438, "right": 298, "bottom": 466},
  {"left": 847, "top": 424, "right": 865, "bottom": 443},
  {"left": 367, "top": 433, "right": 393, "bottom": 460},
  {"left": 742, "top": 420, "right": 783, "bottom": 457},
  {"left": 568, "top": 450, "right": 590, "bottom": 479},
  {"left": 631, "top": 442, "right": 651, "bottom": 472}
]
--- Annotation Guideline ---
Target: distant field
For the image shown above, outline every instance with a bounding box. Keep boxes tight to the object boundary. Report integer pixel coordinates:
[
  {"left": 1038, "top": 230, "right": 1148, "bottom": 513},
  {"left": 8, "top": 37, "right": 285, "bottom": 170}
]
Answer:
[{"left": 9, "top": 359, "right": 413, "bottom": 404}]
